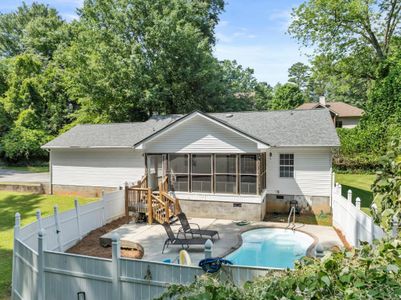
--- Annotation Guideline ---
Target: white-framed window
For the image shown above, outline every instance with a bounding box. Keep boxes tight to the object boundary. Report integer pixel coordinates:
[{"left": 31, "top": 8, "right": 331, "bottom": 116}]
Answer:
[{"left": 279, "top": 154, "right": 294, "bottom": 178}]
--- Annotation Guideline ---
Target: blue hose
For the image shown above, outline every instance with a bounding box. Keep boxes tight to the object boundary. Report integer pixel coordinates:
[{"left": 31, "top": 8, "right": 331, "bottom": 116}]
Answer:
[{"left": 198, "top": 257, "right": 233, "bottom": 273}]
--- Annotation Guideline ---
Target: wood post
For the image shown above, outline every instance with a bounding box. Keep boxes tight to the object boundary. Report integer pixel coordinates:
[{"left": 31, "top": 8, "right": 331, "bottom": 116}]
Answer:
[
  {"left": 124, "top": 183, "right": 129, "bottom": 224},
  {"left": 164, "top": 195, "right": 169, "bottom": 223},
  {"left": 147, "top": 188, "right": 153, "bottom": 225}
]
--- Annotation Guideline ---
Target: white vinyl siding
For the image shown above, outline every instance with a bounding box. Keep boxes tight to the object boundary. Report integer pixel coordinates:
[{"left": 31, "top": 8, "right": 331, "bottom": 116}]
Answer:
[
  {"left": 266, "top": 147, "right": 332, "bottom": 197},
  {"left": 51, "top": 149, "right": 145, "bottom": 187},
  {"left": 144, "top": 115, "right": 259, "bottom": 153}
]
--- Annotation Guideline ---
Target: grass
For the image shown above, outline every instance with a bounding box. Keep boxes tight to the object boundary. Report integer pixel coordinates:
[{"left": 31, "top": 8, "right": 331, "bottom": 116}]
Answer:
[
  {"left": 0, "top": 165, "right": 49, "bottom": 173},
  {"left": 335, "top": 173, "right": 375, "bottom": 215},
  {"left": 0, "top": 191, "right": 97, "bottom": 300}
]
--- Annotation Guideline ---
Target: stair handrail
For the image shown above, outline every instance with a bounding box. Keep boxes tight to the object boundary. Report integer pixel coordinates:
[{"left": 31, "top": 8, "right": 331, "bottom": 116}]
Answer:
[{"left": 287, "top": 206, "right": 296, "bottom": 230}]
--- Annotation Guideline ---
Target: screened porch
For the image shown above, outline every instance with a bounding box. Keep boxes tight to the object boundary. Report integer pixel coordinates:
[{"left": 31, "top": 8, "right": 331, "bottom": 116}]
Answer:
[{"left": 145, "top": 153, "right": 267, "bottom": 196}]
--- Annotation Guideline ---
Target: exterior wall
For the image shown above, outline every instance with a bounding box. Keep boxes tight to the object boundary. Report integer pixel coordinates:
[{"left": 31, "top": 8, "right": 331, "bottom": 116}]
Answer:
[
  {"left": 265, "top": 147, "right": 332, "bottom": 214},
  {"left": 51, "top": 149, "right": 145, "bottom": 188},
  {"left": 265, "top": 194, "right": 330, "bottom": 214},
  {"left": 173, "top": 192, "right": 263, "bottom": 204},
  {"left": 144, "top": 114, "right": 259, "bottom": 153},
  {"left": 52, "top": 184, "right": 118, "bottom": 197},
  {"left": 337, "top": 117, "right": 360, "bottom": 128},
  {"left": 179, "top": 199, "right": 265, "bottom": 221}
]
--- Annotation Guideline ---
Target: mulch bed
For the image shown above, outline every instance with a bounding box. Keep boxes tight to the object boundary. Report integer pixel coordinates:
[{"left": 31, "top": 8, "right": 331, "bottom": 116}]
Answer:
[{"left": 66, "top": 217, "right": 144, "bottom": 259}]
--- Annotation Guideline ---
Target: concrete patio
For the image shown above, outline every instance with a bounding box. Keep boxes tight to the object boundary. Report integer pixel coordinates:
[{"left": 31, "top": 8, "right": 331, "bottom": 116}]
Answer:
[{"left": 101, "top": 218, "right": 344, "bottom": 265}]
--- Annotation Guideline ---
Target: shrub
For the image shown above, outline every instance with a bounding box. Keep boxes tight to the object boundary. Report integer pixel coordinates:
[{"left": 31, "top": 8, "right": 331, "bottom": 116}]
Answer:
[
  {"left": 1, "top": 125, "right": 51, "bottom": 161},
  {"left": 159, "top": 239, "right": 401, "bottom": 300}
]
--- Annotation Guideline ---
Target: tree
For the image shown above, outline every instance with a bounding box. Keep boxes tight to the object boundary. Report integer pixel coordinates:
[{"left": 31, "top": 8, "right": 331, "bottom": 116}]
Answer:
[
  {"left": 289, "top": 0, "right": 401, "bottom": 108},
  {"left": 254, "top": 82, "right": 273, "bottom": 111},
  {"left": 288, "top": 62, "right": 310, "bottom": 90},
  {"left": 270, "top": 83, "right": 304, "bottom": 110},
  {"left": 289, "top": 0, "right": 401, "bottom": 66},
  {"left": 213, "top": 60, "right": 258, "bottom": 112},
  {"left": 60, "top": 0, "right": 226, "bottom": 123},
  {"left": 372, "top": 139, "right": 401, "bottom": 232},
  {"left": 0, "top": 2, "right": 66, "bottom": 58}
]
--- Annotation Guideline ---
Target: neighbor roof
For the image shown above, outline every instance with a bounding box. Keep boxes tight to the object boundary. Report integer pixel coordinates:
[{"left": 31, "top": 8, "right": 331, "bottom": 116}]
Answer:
[
  {"left": 42, "top": 109, "right": 340, "bottom": 149},
  {"left": 297, "top": 102, "right": 364, "bottom": 117}
]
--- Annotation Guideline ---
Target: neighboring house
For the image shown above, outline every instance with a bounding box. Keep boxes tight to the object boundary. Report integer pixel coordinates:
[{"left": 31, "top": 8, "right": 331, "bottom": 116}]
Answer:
[
  {"left": 42, "top": 110, "right": 339, "bottom": 220},
  {"left": 297, "top": 97, "right": 364, "bottom": 128}
]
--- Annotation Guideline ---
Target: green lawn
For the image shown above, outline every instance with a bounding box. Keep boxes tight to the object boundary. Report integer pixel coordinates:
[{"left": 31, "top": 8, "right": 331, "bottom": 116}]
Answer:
[
  {"left": 0, "top": 191, "right": 97, "bottom": 300},
  {"left": 335, "top": 173, "right": 376, "bottom": 215},
  {"left": 0, "top": 165, "right": 49, "bottom": 173}
]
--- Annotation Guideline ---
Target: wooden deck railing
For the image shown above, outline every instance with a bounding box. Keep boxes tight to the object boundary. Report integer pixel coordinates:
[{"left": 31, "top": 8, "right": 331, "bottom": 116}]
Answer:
[{"left": 125, "top": 175, "right": 180, "bottom": 224}]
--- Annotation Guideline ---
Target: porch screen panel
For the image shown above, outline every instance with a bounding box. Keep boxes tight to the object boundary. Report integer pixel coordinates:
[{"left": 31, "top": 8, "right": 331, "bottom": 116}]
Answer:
[
  {"left": 191, "top": 154, "right": 212, "bottom": 193},
  {"left": 168, "top": 154, "right": 189, "bottom": 192},
  {"left": 215, "top": 154, "right": 237, "bottom": 194},
  {"left": 240, "top": 154, "right": 257, "bottom": 194}
]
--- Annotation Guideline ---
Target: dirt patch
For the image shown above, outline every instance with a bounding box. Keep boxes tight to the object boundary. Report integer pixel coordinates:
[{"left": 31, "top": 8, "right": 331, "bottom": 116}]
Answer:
[{"left": 67, "top": 217, "right": 144, "bottom": 259}]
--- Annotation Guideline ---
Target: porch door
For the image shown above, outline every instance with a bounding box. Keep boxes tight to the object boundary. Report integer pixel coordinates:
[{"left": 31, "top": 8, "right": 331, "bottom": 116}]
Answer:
[{"left": 147, "top": 154, "right": 164, "bottom": 190}]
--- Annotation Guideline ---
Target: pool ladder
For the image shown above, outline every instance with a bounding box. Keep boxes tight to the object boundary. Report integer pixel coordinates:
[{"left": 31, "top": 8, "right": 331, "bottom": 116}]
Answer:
[{"left": 287, "top": 207, "right": 296, "bottom": 230}]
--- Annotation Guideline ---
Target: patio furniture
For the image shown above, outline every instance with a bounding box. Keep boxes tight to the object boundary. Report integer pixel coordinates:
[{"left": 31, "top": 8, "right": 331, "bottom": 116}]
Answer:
[
  {"left": 177, "top": 212, "right": 220, "bottom": 240},
  {"left": 161, "top": 222, "right": 209, "bottom": 253}
]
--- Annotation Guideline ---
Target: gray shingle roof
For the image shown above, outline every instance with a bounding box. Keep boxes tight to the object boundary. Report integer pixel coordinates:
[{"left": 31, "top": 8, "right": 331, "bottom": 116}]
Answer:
[{"left": 42, "top": 109, "right": 339, "bottom": 149}]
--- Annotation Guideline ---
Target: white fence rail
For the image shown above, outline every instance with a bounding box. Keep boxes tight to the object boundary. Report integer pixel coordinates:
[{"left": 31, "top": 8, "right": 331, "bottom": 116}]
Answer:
[
  {"left": 12, "top": 189, "right": 271, "bottom": 300},
  {"left": 18, "top": 189, "right": 125, "bottom": 252},
  {"left": 332, "top": 182, "right": 386, "bottom": 247}
]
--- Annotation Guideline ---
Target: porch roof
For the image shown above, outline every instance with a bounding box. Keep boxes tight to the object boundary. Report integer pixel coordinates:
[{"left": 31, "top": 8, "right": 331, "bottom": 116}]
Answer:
[{"left": 42, "top": 109, "right": 340, "bottom": 149}]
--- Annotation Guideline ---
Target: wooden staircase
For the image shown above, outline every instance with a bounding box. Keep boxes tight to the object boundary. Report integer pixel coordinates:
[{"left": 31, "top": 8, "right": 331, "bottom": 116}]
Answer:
[{"left": 125, "top": 176, "right": 181, "bottom": 224}]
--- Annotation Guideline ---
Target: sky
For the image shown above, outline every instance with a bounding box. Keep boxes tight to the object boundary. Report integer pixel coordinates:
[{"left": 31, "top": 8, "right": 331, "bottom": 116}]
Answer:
[{"left": 0, "top": 0, "right": 309, "bottom": 85}]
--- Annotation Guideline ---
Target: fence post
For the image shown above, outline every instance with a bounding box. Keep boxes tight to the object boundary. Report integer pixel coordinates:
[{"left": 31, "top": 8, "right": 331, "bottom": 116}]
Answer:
[
  {"left": 334, "top": 183, "right": 339, "bottom": 195},
  {"left": 204, "top": 239, "right": 213, "bottom": 259},
  {"left": 37, "top": 229, "right": 46, "bottom": 300},
  {"left": 112, "top": 233, "right": 121, "bottom": 300},
  {"left": 11, "top": 213, "right": 21, "bottom": 300},
  {"left": 392, "top": 215, "right": 399, "bottom": 238},
  {"left": 101, "top": 190, "right": 106, "bottom": 226},
  {"left": 74, "top": 198, "right": 82, "bottom": 240},
  {"left": 36, "top": 209, "right": 43, "bottom": 231},
  {"left": 347, "top": 190, "right": 352, "bottom": 202},
  {"left": 338, "top": 184, "right": 342, "bottom": 196},
  {"left": 147, "top": 188, "right": 153, "bottom": 225},
  {"left": 355, "top": 197, "right": 361, "bottom": 210},
  {"left": 53, "top": 205, "right": 63, "bottom": 252}
]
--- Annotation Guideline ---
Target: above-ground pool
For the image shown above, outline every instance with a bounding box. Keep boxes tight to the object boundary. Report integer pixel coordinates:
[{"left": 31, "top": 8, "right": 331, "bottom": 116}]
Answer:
[{"left": 226, "top": 228, "right": 315, "bottom": 269}]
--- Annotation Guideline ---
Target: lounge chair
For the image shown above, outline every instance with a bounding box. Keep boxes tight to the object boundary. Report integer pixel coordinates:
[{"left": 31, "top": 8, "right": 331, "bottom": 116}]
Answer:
[
  {"left": 161, "top": 222, "right": 209, "bottom": 253},
  {"left": 177, "top": 212, "right": 220, "bottom": 240}
]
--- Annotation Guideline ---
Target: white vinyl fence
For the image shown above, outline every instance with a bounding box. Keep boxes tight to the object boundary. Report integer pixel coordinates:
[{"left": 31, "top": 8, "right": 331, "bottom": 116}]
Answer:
[
  {"left": 12, "top": 189, "right": 271, "bottom": 300},
  {"left": 332, "top": 182, "right": 386, "bottom": 247}
]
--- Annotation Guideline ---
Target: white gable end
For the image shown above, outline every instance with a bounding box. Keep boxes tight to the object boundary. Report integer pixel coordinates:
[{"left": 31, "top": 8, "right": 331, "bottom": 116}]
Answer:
[{"left": 143, "top": 114, "right": 259, "bottom": 153}]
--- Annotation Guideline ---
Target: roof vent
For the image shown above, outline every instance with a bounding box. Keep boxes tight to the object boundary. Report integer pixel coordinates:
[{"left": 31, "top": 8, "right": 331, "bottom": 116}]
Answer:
[{"left": 225, "top": 113, "right": 233, "bottom": 118}]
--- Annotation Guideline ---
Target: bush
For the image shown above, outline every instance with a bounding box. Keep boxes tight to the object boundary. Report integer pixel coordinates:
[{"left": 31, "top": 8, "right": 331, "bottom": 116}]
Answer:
[
  {"left": 159, "top": 239, "right": 401, "bottom": 300},
  {"left": 335, "top": 120, "right": 401, "bottom": 172},
  {"left": 1, "top": 125, "right": 51, "bottom": 161}
]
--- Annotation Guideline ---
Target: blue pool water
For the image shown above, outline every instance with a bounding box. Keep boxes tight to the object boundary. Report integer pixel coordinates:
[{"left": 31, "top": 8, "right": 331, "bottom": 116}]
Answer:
[{"left": 226, "top": 228, "right": 314, "bottom": 269}]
